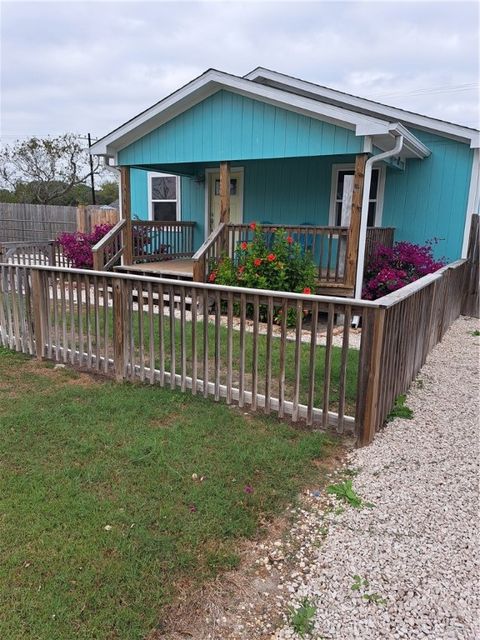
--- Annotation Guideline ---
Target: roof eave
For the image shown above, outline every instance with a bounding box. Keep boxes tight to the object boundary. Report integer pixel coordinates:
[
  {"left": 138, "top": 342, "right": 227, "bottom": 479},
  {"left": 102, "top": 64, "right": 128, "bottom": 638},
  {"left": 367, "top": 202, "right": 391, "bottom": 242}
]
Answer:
[{"left": 245, "top": 67, "right": 480, "bottom": 148}]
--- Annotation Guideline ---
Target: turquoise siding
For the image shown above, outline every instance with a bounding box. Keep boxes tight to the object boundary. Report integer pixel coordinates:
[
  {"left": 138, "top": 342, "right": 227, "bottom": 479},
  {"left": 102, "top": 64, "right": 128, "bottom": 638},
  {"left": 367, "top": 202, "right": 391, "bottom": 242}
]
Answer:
[
  {"left": 129, "top": 155, "right": 358, "bottom": 250},
  {"left": 118, "top": 90, "right": 362, "bottom": 165},
  {"left": 382, "top": 128, "right": 473, "bottom": 261}
]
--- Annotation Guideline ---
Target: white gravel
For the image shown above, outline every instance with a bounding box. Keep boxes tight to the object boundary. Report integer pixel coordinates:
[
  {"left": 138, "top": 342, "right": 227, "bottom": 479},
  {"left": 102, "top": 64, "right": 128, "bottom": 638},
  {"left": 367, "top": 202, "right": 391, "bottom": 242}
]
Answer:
[{"left": 271, "top": 316, "right": 480, "bottom": 640}]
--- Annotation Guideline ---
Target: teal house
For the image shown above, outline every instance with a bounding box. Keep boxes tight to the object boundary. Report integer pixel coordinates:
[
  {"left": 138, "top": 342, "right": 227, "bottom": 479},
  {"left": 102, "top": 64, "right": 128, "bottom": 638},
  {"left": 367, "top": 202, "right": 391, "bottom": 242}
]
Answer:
[{"left": 91, "top": 68, "right": 479, "bottom": 297}]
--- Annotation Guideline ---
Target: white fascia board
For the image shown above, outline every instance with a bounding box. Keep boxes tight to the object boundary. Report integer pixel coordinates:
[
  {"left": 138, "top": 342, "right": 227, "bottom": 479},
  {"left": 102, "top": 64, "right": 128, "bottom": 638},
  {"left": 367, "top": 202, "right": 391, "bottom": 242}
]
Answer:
[
  {"left": 245, "top": 68, "right": 480, "bottom": 148},
  {"left": 90, "top": 69, "right": 392, "bottom": 157}
]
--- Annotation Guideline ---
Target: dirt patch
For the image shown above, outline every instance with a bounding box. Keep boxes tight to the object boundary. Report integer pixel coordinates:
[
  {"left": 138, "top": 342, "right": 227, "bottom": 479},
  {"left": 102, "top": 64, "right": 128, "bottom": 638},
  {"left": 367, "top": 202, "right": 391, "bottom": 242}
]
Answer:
[
  {"left": 147, "top": 444, "right": 350, "bottom": 640},
  {"left": 0, "top": 355, "right": 101, "bottom": 399}
]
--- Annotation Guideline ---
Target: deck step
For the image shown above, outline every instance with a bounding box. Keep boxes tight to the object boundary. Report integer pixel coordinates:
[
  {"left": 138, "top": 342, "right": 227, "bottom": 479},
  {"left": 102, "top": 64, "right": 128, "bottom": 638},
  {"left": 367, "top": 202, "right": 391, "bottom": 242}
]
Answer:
[{"left": 115, "top": 259, "right": 194, "bottom": 281}]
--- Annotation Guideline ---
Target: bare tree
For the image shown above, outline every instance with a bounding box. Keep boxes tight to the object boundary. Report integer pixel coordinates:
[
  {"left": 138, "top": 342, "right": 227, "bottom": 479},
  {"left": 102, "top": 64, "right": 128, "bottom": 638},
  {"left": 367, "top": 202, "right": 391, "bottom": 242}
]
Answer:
[{"left": 0, "top": 133, "right": 103, "bottom": 204}]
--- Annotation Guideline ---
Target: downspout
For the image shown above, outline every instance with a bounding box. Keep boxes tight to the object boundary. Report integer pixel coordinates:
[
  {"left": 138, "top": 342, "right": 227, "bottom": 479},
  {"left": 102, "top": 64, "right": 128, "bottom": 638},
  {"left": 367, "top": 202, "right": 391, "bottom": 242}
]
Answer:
[{"left": 354, "top": 133, "right": 404, "bottom": 298}]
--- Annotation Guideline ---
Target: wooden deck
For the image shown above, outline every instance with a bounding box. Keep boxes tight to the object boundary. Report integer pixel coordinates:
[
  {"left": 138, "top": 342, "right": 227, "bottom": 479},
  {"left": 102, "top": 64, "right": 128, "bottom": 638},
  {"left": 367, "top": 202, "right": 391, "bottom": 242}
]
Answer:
[{"left": 115, "top": 259, "right": 194, "bottom": 279}]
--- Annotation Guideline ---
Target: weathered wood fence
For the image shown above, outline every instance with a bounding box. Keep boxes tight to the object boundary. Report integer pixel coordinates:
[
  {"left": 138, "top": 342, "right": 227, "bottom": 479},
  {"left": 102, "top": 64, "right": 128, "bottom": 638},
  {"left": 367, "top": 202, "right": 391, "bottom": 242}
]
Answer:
[
  {"left": 0, "top": 216, "right": 477, "bottom": 445},
  {"left": 0, "top": 203, "right": 119, "bottom": 242}
]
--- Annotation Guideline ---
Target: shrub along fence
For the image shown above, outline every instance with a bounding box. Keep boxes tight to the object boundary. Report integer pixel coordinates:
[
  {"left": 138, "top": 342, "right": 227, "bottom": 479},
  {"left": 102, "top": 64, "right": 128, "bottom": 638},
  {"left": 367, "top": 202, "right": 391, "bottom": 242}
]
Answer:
[{"left": 0, "top": 248, "right": 475, "bottom": 445}]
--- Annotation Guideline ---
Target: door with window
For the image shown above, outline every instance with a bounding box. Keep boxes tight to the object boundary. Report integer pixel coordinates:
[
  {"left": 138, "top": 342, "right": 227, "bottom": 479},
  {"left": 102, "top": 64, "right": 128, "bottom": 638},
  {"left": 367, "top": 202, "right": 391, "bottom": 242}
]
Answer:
[
  {"left": 149, "top": 173, "right": 180, "bottom": 221},
  {"left": 331, "top": 166, "right": 383, "bottom": 227},
  {"left": 207, "top": 169, "right": 244, "bottom": 233}
]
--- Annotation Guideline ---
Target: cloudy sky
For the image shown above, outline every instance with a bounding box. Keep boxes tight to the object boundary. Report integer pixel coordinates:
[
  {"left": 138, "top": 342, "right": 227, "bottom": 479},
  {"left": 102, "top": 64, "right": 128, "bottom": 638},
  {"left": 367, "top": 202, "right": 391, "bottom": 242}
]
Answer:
[{"left": 1, "top": 0, "right": 479, "bottom": 145}]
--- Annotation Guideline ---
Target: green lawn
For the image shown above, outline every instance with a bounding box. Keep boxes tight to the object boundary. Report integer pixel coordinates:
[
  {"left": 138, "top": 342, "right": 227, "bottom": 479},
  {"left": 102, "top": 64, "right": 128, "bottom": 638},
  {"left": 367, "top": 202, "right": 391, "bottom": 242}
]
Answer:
[
  {"left": 47, "top": 295, "right": 359, "bottom": 414},
  {"left": 0, "top": 347, "right": 336, "bottom": 640}
]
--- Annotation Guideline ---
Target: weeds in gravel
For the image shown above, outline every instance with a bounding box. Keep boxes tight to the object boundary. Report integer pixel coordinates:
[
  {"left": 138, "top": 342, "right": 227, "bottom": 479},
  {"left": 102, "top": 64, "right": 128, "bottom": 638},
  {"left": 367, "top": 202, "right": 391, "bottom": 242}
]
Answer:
[
  {"left": 387, "top": 394, "right": 414, "bottom": 421},
  {"left": 288, "top": 597, "right": 317, "bottom": 637},
  {"left": 326, "top": 479, "right": 363, "bottom": 508},
  {"left": 351, "top": 575, "right": 386, "bottom": 606},
  {"left": 470, "top": 329, "right": 480, "bottom": 336}
]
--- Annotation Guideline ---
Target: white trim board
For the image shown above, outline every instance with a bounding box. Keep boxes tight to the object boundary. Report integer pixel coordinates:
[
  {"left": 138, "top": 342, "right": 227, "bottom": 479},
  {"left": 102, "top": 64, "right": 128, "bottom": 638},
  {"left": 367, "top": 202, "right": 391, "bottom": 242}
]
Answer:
[
  {"left": 461, "top": 148, "right": 480, "bottom": 257},
  {"left": 329, "top": 163, "right": 386, "bottom": 227},
  {"left": 244, "top": 67, "right": 480, "bottom": 148},
  {"left": 147, "top": 171, "right": 181, "bottom": 222},
  {"left": 90, "top": 69, "right": 429, "bottom": 159}
]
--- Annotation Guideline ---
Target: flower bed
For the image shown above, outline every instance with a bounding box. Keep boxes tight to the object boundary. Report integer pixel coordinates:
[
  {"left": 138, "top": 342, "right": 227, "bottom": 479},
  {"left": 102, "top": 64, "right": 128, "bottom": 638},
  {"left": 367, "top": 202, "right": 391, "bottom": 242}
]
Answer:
[
  {"left": 212, "top": 223, "right": 317, "bottom": 325},
  {"left": 363, "top": 240, "right": 445, "bottom": 300}
]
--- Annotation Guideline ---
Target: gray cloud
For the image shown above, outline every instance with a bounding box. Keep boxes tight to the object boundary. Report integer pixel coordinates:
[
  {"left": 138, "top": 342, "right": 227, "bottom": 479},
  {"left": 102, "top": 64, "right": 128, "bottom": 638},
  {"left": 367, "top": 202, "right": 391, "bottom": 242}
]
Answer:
[{"left": 1, "top": 0, "right": 478, "bottom": 144}]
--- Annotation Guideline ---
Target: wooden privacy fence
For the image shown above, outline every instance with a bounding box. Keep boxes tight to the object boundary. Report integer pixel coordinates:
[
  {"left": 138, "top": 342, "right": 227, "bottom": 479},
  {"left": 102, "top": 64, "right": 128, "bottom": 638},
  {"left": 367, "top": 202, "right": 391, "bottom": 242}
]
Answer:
[
  {"left": 0, "top": 249, "right": 474, "bottom": 444},
  {"left": 0, "top": 203, "right": 119, "bottom": 242}
]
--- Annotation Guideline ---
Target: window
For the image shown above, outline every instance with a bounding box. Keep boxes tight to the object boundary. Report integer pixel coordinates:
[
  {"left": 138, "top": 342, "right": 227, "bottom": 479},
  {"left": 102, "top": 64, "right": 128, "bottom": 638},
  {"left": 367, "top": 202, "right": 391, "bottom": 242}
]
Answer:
[
  {"left": 214, "top": 178, "right": 238, "bottom": 196},
  {"left": 331, "top": 166, "right": 383, "bottom": 227},
  {"left": 149, "top": 173, "right": 180, "bottom": 221}
]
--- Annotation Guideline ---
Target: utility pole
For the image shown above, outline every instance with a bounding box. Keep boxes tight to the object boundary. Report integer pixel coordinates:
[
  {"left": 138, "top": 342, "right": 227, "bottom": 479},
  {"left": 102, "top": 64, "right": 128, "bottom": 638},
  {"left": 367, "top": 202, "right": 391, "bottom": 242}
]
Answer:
[{"left": 88, "top": 133, "right": 96, "bottom": 205}]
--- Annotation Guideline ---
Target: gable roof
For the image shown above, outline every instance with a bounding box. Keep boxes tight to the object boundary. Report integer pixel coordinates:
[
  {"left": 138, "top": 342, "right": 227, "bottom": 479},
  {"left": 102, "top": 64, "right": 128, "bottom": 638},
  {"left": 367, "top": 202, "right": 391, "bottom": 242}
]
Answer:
[
  {"left": 244, "top": 67, "right": 480, "bottom": 148},
  {"left": 90, "top": 69, "right": 435, "bottom": 159}
]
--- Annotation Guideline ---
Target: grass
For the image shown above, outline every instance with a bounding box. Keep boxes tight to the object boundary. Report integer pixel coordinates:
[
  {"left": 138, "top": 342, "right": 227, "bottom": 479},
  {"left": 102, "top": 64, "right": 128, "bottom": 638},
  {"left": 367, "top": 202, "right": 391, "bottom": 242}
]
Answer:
[
  {"left": 0, "top": 348, "right": 336, "bottom": 640},
  {"left": 45, "top": 294, "right": 360, "bottom": 414},
  {"left": 386, "top": 394, "right": 414, "bottom": 421}
]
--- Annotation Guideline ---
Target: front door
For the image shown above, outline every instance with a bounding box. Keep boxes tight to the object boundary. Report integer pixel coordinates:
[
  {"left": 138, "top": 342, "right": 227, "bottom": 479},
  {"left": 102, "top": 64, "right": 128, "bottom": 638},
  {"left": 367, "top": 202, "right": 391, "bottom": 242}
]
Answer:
[{"left": 207, "top": 169, "right": 243, "bottom": 233}]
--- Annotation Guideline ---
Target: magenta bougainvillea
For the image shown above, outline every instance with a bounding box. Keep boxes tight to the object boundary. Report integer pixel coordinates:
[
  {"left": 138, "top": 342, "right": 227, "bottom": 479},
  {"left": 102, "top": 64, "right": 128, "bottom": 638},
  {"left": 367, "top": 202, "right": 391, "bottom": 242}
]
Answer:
[
  {"left": 57, "top": 224, "right": 113, "bottom": 268},
  {"left": 363, "top": 240, "right": 446, "bottom": 300}
]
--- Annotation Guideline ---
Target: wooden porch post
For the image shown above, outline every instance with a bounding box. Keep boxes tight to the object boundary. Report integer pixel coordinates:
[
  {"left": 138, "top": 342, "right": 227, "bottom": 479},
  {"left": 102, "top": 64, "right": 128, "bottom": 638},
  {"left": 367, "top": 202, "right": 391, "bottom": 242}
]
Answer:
[
  {"left": 345, "top": 154, "right": 368, "bottom": 291},
  {"left": 219, "top": 161, "right": 230, "bottom": 223},
  {"left": 120, "top": 167, "right": 133, "bottom": 264}
]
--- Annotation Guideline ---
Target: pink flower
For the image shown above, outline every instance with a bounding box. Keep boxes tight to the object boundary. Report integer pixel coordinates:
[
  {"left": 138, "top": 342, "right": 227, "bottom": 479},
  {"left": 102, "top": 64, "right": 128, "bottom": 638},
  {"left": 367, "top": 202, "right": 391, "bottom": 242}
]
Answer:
[
  {"left": 238, "top": 265, "right": 245, "bottom": 274},
  {"left": 208, "top": 271, "right": 217, "bottom": 282},
  {"left": 240, "top": 241, "right": 248, "bottom": 250},
  {"left": 249, "top": 222, "right": 257, "bottom": 231},
  {"left": 287, "top": 236, "right": 294, "bottom": 245},
  {"left": 253, "top": 258, "right": 262, "bottom": 267},
  {"left": 189, "top": 504, "right": 197, "bottom": 513},
  {"left": 267, "top": 253, "right": 276, "bottom": 262},
  {"left": 244, "top": 485, "right": 254, "bottom": 494}
]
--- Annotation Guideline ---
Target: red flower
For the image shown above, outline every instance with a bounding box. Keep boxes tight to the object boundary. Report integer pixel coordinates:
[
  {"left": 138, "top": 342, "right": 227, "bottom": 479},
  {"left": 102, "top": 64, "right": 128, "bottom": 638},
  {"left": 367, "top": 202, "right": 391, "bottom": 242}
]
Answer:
[
  {"left": 287, "top": 236, "right": 294, "bottom": 244},
  {"left": 209, "top": 272, "right": 217, "bottom": 282},
  {"left": 249, "top": 222, "right": 257, "bottom": 231},
  {"left": 303, "top": 287, "right": 312, "bottom": 295},
  {"left": 240, "top": 241, "right": 248, "bottom": 250},
  {"left": 267, "top": 253, "right": 276, "bottom": 262},
  {"left": 253, "top": 258, "right": 262, "bottom": 267},
  {"left": 238, "top": 265, "right": 245, "bottom": 274}
]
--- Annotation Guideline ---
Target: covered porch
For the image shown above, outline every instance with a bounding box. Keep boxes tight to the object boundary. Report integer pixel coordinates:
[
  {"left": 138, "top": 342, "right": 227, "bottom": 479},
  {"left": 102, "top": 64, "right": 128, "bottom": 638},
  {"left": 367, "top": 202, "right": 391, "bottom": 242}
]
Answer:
[{"left": 92, "top": 154, "right": 395, "bottom": 297}]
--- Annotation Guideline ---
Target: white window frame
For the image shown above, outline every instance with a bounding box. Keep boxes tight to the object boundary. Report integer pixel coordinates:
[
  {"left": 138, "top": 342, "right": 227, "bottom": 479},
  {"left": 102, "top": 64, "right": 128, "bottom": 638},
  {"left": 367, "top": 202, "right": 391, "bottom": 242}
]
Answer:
[
  {"left": 147, "top": 171, "right": 181, "bottom": 221},
  {"left": 329, "top": 163, "right": 386, "bottom": 227}
]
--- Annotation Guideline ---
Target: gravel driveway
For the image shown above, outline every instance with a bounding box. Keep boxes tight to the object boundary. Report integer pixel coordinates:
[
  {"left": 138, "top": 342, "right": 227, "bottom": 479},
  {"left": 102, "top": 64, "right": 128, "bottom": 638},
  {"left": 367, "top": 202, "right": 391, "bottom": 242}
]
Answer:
[{"left": 271, "top": 316, "right": 479, "bottom": 640}]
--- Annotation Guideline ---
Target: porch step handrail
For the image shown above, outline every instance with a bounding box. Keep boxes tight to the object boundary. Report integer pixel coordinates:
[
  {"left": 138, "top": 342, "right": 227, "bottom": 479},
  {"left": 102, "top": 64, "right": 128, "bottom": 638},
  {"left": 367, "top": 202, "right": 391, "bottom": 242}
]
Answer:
[
  {"left": 192, "top": 223, "right": 227, "bottom": 281},
  {"left": 92, "top": 219, "right": 126, "bottom": 271}
]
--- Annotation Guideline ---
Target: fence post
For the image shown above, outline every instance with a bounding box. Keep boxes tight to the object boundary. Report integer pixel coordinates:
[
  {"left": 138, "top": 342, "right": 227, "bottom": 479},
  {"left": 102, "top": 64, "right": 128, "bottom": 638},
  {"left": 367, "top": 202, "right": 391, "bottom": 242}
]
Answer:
[
  {"left": 355, "top": 306, "right": 386, "bottom": 446},
  {"left": 31, "top": 269, "right": 47, "bottom": 359},
  {"left": 192, "top": 256, "right": 205, "bottom": 282},
  {"left": 76, "top": 204, "right": 89, "bottom": 233},
  {"left": 112, "top": 278, "right": 127, "bottom": 381}
]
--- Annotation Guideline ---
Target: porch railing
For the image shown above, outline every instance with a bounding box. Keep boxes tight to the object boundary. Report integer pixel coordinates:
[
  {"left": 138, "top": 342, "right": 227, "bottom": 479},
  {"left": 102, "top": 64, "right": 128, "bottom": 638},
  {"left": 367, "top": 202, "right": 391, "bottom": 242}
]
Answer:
[
  {"left": 131, "top": 220, "right": 195, "bottom": 264},
  {"left": 192, "top": 224, "right": 395, "bottom": 293},
  {"left": 92, "top": 219, "right": 126, "bottom": 271},
  {"left": 193, "top": 223, "right": 352, "bottom": 290}
]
